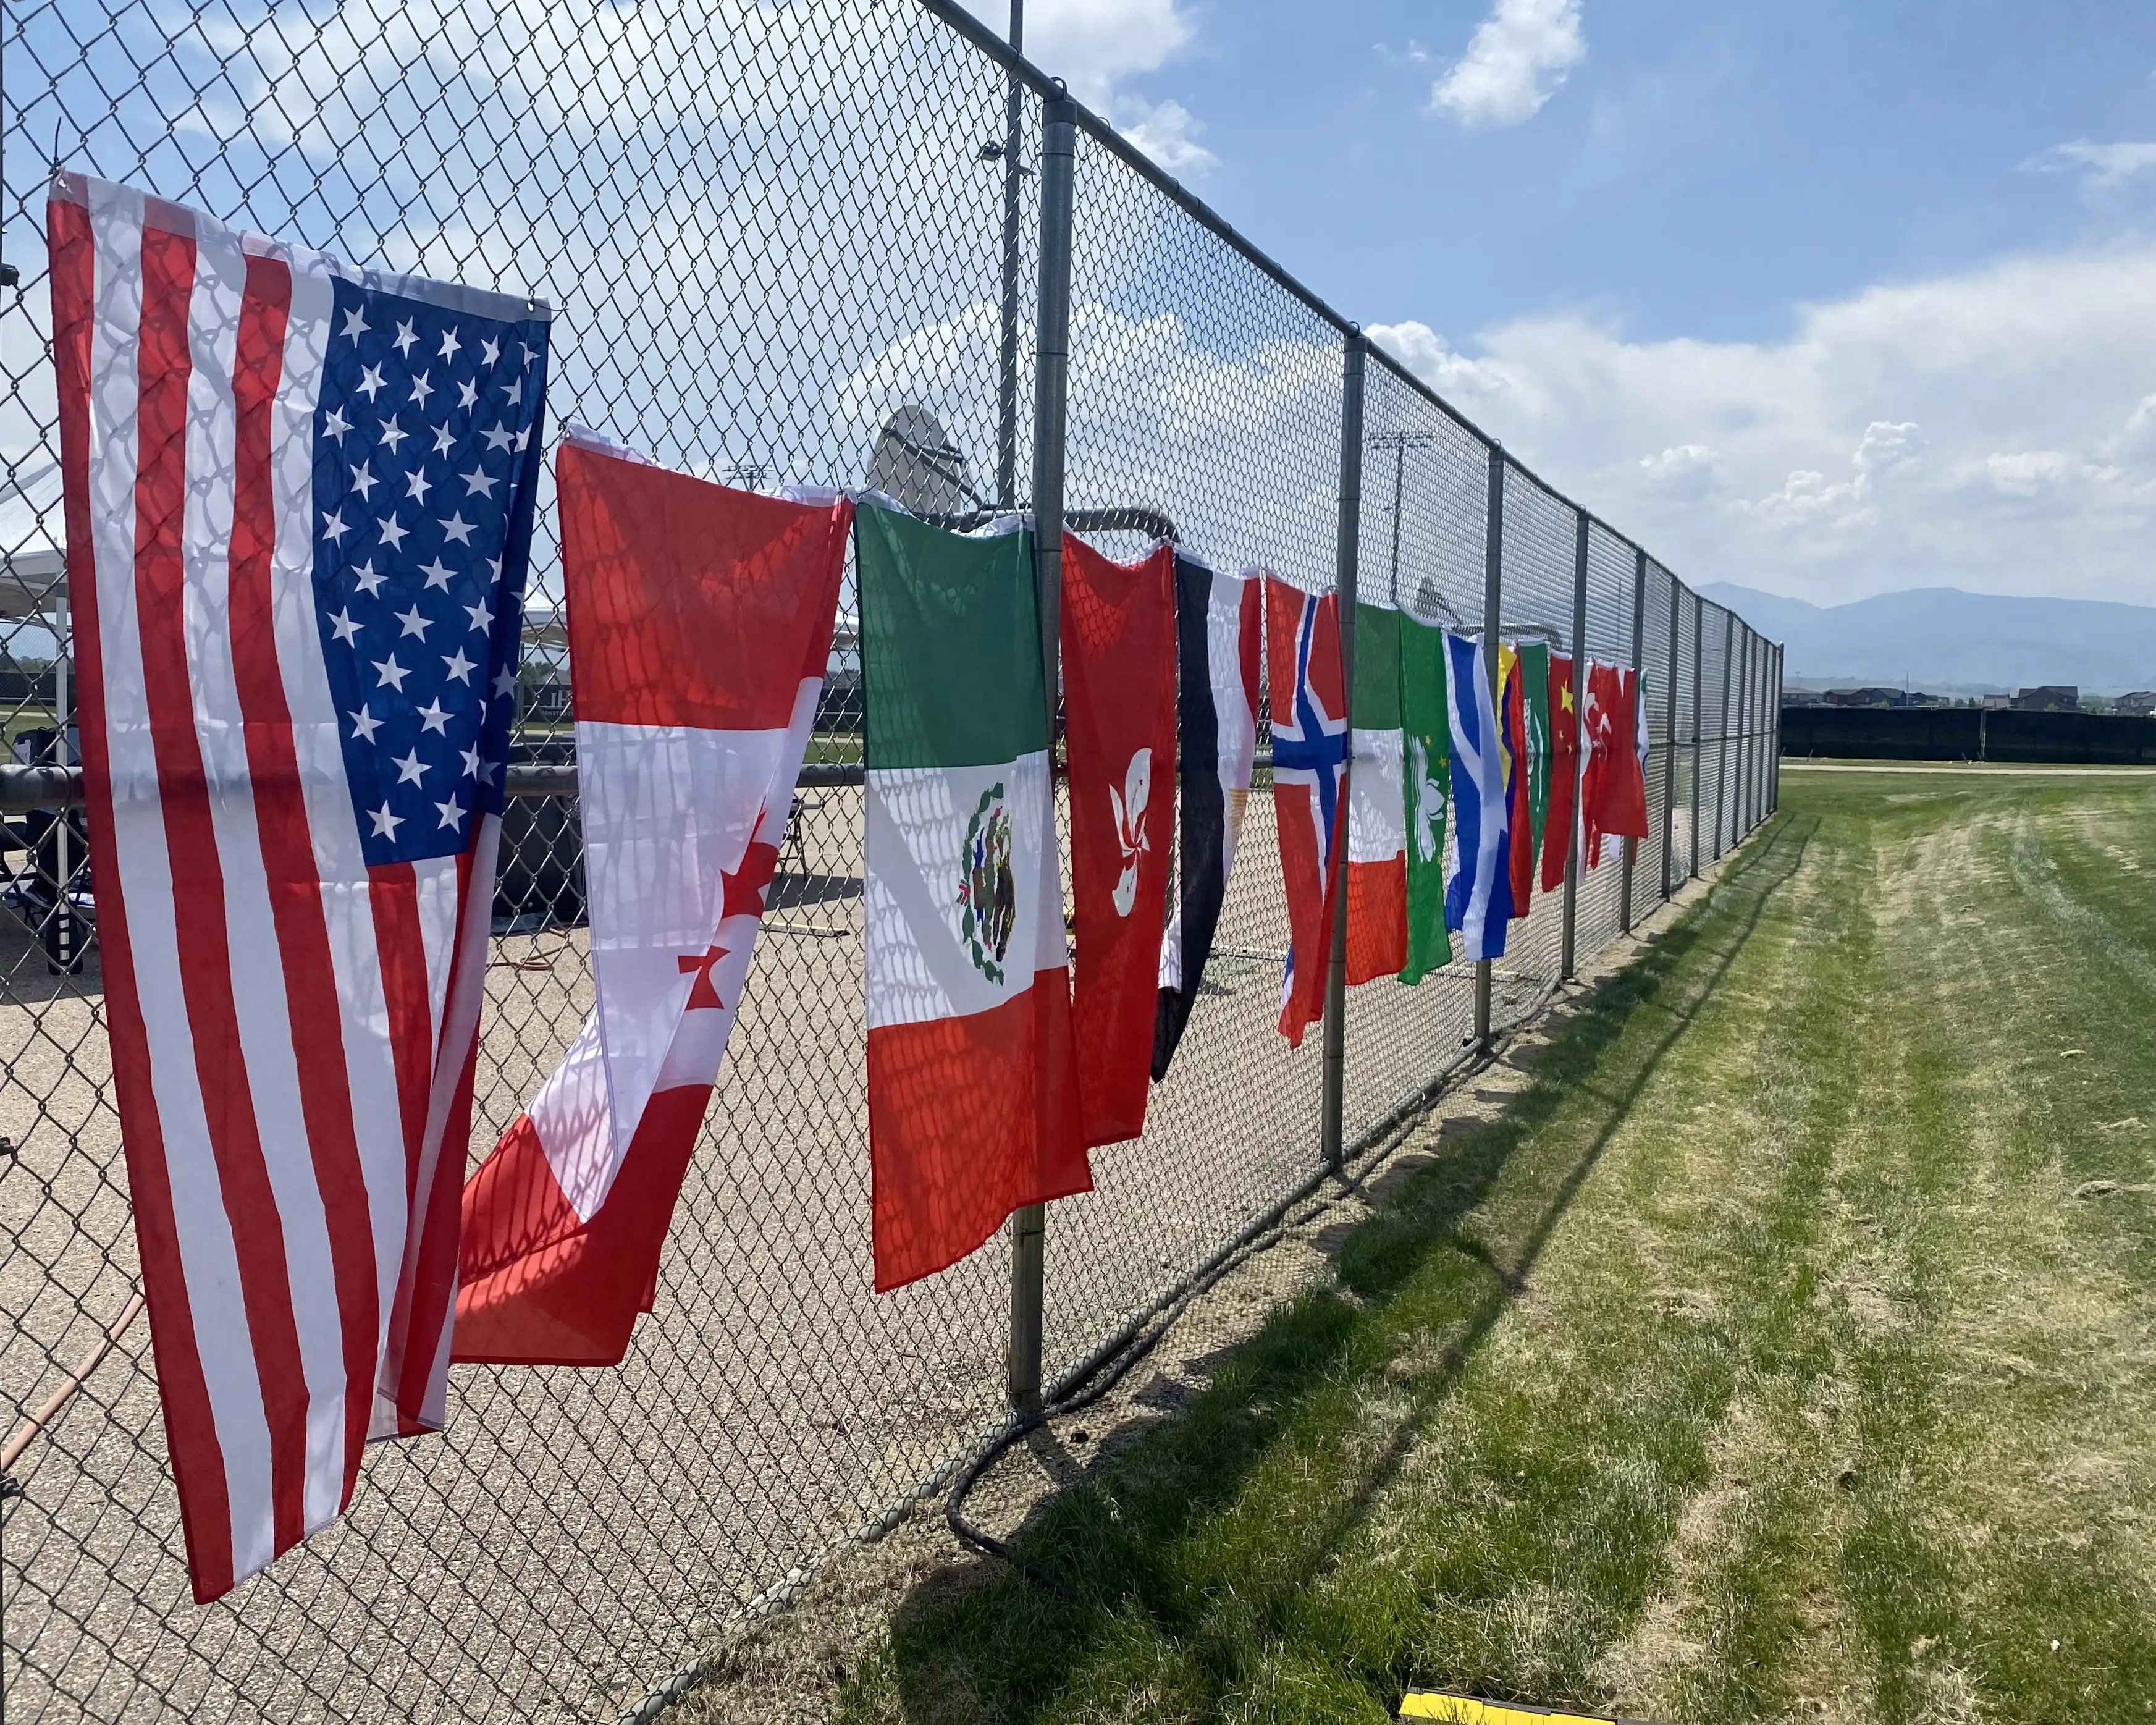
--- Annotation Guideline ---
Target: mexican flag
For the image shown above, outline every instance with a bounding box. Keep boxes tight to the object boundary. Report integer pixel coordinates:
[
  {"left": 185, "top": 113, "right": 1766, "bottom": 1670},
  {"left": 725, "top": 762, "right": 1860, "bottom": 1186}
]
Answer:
[
  {"left": 1399, "top": 612, "right": 1452, "bottom": 984},
  {"left": 1344, "top": 601, "right": 1407, "bottom": 984},
  {"left": 857, "top": 504, "right": 1090, "bottom": 1293}
]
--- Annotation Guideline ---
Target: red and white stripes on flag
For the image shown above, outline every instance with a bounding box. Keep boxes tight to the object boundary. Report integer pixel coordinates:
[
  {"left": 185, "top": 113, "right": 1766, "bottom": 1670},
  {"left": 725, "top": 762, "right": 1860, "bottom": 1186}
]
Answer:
[{"left": 49, "top": 172, "right": 547, "bottom": 1600}]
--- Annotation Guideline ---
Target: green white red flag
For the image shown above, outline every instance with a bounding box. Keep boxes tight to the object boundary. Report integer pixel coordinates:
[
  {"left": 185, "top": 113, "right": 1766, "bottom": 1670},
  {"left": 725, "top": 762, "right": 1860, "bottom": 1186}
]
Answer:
[
  {"left": 1344, "top": 601, "right": 1407, "bottom": 984},
  {"left": 858, "top": 504, "right": 1089, "bottom": 1292},
  {"left": 1399, "top": 611, "right": 1453, "bottom": 984}
]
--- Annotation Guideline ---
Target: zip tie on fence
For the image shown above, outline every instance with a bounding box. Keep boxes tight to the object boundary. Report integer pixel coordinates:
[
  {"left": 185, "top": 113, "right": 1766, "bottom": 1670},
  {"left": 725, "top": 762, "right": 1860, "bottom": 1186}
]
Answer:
[{"left": 1, "top": 1291, "right": 147, "bottom": 1477}]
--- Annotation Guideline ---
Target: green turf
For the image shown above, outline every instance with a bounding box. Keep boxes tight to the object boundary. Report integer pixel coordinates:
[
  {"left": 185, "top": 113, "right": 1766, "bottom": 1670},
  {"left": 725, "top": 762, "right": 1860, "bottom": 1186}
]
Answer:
[{"left": 836, "top": 770, "right": 2156, "bottom": 1724}]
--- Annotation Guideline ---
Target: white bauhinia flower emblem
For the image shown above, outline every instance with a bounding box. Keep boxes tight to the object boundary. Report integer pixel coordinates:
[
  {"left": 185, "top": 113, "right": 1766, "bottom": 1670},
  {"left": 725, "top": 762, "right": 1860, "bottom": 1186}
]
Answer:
[{"left": 1109, "top": 746, "right": 1152, "bottom": 917}]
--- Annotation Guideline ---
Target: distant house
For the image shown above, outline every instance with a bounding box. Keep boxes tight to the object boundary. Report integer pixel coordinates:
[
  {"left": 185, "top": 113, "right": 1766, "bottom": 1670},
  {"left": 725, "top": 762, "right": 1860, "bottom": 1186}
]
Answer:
[
  {"left": 1824, "top": 686, "right": 1912, "bottom": 708},
  {"left": 2120, "top": 691, "right": 2156, "bottom": 717},
  {"left": 2011, "top": 685, "right": 2079, "bottom": 712}
]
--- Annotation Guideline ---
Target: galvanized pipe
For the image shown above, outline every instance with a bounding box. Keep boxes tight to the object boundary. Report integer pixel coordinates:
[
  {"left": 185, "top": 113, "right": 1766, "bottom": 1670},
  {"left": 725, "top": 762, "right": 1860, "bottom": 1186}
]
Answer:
[
  {"left": 1689, "top": 590, "right": 1704, "bottom": 879},
  {"left": 1004, "top": 86, "right": 1077, "bottom": 1419},
  {"left": 1559, "top": 508, "right": 1588, "bottom": 978},
  {"left": 1714, "top": 608, "right": 1734, "bottom": 859},
  {"left": 1619, "top": 547, "right": 1646, "bottom": 933},
  {"left": 1320, "top": 331, "right": 1366, "bottom": 1170},
  {"left": 1659, "top": 566, "right": 1680, "bottom": 901},
  {"left": 1475, "top": 445, "right": 1504, "bottom": 1049}
]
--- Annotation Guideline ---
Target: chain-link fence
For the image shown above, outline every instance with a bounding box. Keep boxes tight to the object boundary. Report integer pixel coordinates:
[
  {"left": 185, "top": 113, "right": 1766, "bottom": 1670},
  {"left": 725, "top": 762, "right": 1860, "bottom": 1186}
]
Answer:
[{"left": 0, "top": 0, "right": 1782, "bottom": 1717}]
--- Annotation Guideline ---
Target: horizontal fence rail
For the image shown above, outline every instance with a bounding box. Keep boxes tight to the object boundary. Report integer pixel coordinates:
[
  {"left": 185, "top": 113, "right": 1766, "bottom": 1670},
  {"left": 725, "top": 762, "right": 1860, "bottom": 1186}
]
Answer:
[{"left": 0, "top": 0, "right": 1781, "bottom": 1717}]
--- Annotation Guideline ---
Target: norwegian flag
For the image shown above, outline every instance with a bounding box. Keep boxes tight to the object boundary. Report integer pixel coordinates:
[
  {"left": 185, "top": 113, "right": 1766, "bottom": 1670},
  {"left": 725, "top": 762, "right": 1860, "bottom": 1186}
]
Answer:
[
  {"left": 1265, "top": 578, "right": 1347, "bottom": 1047},
  {"left": 49, "top": 172, "right": 545, "bottom": 1600}
]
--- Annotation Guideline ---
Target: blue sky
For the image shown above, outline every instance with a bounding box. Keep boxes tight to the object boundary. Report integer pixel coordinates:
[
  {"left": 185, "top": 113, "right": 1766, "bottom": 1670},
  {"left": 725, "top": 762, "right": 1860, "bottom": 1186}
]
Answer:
[{"left": 987, "top": 0, "right": 2156, "bottom": 608}]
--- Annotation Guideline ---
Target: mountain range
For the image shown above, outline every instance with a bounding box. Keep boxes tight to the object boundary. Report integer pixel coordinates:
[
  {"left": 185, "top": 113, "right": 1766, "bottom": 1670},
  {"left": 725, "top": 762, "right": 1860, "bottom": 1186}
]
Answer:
[{"left": 1696, "top": 584, "right": 2156, "bottom": 696}]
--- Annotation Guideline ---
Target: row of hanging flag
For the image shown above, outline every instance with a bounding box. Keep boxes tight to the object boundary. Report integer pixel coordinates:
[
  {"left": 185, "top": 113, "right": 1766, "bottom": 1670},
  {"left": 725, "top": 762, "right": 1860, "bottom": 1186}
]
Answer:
[{"left": 46, "top": 174, "right": 1651, "bottom": 1602}]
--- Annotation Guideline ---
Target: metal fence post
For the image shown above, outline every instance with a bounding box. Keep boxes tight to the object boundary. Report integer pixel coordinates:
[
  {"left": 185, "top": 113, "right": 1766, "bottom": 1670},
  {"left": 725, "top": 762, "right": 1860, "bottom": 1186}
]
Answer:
[
  {"left": 1320, "top": 330, "right": 1366, "bottom": 1169},
  {"left": 1746, "top": 633, "right": 1761, "bottom": 830},
  {"left": 1714, "top": 608, "right": 1734, "bottom": 858},
  {"left": 1559, "top": 510, "right": 1588, "bottom": 977},
  {"left": 1005, "top": 85, "right": 1076, "bottom": 1419},
  {"left": 1733, "top": 629, "right": 1750, "bottom": 838},
  {"left": 1475, "top": 445, "right": 1504, "bottom": 1048},
  {"left": 1690, "top": 590, "right": 1704, "bottom": 879},
  {"left": 1619, "top": 547, "right": 1646, "bottom": 933},
  {"left": 1772, "top": 644, "right": 1783, "bottom": 812},
  {"left": 1659, "top": 568, "right": 1679, "bottom": 901}
]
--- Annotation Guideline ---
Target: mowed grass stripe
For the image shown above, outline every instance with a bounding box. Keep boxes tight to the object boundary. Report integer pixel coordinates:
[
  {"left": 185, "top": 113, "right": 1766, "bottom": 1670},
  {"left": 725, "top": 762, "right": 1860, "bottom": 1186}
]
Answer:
[{"left": 824, "top": 773, "right": 2156, "bottom": 1725}]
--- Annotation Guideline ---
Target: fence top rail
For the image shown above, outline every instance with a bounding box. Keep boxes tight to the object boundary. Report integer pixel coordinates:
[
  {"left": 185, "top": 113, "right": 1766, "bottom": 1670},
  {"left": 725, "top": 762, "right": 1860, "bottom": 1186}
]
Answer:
[{"left": 909, "top": 0, "right": 1713, "bottom": 607}]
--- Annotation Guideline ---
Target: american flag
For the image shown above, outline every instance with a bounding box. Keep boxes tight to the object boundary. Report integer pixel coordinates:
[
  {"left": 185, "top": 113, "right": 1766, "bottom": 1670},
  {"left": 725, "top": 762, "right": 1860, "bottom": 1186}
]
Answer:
[{"left": 48, "top": 171, "right": 547, "bottom": 1601}]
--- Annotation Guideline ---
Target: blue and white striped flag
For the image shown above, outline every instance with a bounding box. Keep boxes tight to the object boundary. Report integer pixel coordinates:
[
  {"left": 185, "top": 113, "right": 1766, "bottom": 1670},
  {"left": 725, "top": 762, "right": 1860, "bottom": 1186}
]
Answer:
[{"left": 1442, "top": 630, "right": 1513, "bottom": 960}]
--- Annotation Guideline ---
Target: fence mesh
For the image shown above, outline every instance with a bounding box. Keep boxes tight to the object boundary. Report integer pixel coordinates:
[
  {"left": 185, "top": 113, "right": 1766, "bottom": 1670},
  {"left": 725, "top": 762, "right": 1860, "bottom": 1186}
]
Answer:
[{"left": 0, "top": 1, "right": 1780, "bottom": 1718}]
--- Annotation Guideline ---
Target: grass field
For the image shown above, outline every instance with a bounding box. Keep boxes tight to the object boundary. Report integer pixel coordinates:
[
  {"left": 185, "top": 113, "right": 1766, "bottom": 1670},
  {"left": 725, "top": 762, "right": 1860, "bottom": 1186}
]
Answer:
[{"left": 838, "top": 767, "right": 2156, "bottom": 1724}]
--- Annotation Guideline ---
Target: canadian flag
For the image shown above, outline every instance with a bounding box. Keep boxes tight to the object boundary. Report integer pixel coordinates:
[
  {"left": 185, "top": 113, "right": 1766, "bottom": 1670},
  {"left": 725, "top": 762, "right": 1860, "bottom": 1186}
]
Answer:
[{"left": 453, "top": 432, "right": 848, "bottom": 1365}]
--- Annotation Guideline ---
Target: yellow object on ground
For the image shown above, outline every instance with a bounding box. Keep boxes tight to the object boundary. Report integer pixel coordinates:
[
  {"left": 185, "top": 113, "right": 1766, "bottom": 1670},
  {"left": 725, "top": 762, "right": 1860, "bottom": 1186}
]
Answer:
[{"left": 1399, "top": 1694, "right": 1660, "bottom": 1724}]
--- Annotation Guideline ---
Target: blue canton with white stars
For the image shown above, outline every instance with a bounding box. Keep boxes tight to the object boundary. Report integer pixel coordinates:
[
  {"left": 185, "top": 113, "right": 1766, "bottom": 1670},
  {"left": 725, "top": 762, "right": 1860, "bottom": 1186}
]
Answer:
[{"left": 311, "top": 277, "right": 547, "bottom": 866}]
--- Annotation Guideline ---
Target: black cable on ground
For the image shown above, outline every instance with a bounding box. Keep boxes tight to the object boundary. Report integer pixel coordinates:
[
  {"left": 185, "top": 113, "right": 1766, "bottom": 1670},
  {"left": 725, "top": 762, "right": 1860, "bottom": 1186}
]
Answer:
[{"left": 942, "top": 1032, "right": 1519, "bottom": 1596}]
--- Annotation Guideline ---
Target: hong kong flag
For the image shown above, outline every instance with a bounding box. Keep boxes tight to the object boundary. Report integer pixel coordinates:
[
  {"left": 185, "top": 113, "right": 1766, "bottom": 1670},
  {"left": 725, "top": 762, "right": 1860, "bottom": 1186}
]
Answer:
[
  {"left": 1061, "top": 533, "right": 1176, "bottom": 1147},
  {"left": 454, "top": 432, "right": 848, "bottom": 1365}
]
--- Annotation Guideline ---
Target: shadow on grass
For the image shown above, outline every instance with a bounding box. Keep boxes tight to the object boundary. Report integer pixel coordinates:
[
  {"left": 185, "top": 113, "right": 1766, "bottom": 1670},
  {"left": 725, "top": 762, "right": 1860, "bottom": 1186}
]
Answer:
[{"left": 865, "top": 813, "right": 1818, "bottom": 1724}]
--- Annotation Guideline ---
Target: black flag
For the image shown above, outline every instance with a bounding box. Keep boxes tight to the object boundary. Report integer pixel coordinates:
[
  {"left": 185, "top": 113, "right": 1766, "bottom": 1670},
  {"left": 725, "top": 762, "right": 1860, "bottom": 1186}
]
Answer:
[{"left": 1152, "top": 552, "right": 1262, "bottom": 1080}]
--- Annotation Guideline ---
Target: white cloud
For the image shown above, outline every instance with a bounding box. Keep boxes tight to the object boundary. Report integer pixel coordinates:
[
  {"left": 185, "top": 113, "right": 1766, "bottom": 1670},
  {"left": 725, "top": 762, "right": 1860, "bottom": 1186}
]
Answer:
[
  {"left": 1118, "top": 98, "right": 1218, "bottom": 176},
  {"left": 1362, "top": 321, "right": 1505, "bottom": 401},
  {"left": 1636, "top": 443, "right": 1719, "bottom": 500},
  {"left": 1983, "top": 450, "right": 2079, "bottom": 496},
  {"left": 2029, "top": 141, "right": 2156, "bottom": 191},
  {"left": 1368, "top": 242, "right": 2156, "bottom": 605},
  {"left": 1431, "top": 0, "right": 1586, "bottom": 128},
  {"left": 963, "top": 0, "right": 1194, "bottom": 108}
]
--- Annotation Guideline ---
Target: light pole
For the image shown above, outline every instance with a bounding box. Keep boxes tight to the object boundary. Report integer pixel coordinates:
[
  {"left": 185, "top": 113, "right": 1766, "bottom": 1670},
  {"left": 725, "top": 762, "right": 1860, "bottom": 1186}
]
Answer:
[{"left": 994, "top": 1, "right": 1025, "bottom": 507}]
